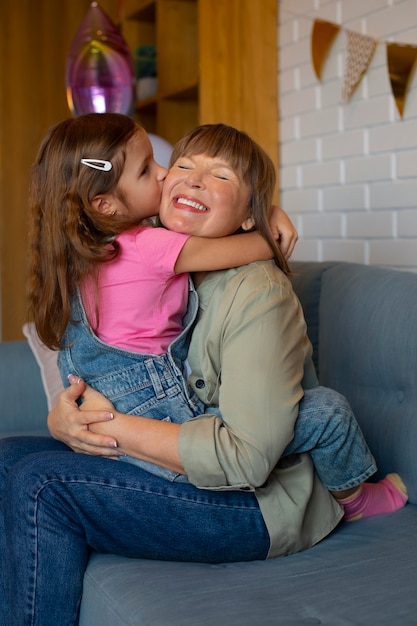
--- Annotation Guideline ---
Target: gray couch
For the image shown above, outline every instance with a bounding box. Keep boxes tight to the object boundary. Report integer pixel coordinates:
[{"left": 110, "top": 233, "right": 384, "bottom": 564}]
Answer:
[{"left": 1, "top": 261, "right": 416, "bottom": 625}]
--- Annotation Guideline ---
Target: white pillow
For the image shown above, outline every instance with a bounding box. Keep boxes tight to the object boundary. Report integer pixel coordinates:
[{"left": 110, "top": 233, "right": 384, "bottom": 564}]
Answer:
[{"left": 22, "top": 322, "right": 64, "bottom": 410}]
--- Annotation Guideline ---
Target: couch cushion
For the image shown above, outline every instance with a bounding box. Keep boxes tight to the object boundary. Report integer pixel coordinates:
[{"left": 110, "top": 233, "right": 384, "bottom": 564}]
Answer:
[
  {"left": 316, "top": 263, "right": 417, "bottom": 504},
  {"left": 290, "top": 261, "right": 337, "bottom": 376},
  {"left": 0, "top": 340, "right": 49, "bottom": 435},
  {"left": 79, "top": 505, "right": 417, "bottom": 625}
]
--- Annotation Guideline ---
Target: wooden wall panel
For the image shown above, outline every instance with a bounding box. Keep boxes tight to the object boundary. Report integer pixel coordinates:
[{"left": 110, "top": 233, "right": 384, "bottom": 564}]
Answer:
[
  {"left": 0, "top": 0, "right": 120, "bottom": 340},
  {"left": 198, "top": 0, "right": 279, "bottom": 188}
]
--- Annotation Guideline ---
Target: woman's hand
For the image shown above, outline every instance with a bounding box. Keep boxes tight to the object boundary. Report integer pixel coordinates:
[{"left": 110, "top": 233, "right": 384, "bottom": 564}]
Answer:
[
  {"left": 269, "top": 206, "right": 298, "bottom": 259},
  {"left": 48, "top": 377, "right": 184, "bottom": 472},
  {"left": 47, "top": 376, "right": 119, "bottom": 456}
]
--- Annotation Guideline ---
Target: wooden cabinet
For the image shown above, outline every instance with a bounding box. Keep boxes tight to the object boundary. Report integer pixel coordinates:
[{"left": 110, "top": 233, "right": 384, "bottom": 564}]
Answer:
[
  {"left": 0, "top": 0, "right": 115, "bottom": 342},
  {"left": 123, "top": 0, "right": 278, "bottom": 175},
  {"left": 124, "top": 0, "right": 199, "bottom": 145},
  {"left": 198, "top": 0, "right": 279, "bottom": 176}
]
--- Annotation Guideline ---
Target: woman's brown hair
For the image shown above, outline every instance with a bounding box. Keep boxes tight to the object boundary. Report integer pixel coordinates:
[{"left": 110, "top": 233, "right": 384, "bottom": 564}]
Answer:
[
  {"left": 27, "top": 112, "right": 144, "bottom": 349},
  {"left": 169, "top": 123, "right": 289, "bottom": 274}
]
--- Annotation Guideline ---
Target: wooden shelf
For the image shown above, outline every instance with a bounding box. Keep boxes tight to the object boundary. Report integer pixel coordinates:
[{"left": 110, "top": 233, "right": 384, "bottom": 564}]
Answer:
[
  {"left": 127, "top": 0, "right": 198, "bottom": 145},
  {"left": 123, "top": 0, "right": 278, "bottom": 174},
  {"left": 127, "top": 0, "right": 156, "bottom": 22},
  {"left": 136, "top": 81, "right": 198, "bottom": 108}
]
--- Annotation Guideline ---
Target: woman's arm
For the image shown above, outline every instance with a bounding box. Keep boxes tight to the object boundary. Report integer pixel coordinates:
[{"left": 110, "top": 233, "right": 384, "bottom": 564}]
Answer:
[
  {"left": 89, "top": 408, "right": 184, "bottom": 474},
  {"left": 48, "top": 377, "right": 185, "bottom": 473}
]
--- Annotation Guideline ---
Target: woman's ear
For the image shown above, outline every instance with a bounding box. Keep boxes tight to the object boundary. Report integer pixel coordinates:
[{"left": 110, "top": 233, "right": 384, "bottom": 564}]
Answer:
[
  {"left": 241, "top": 215, "right": 256, "bottom": 231},
  {"left": 91, "top": 195, "right": 116, "bottom": 216}
]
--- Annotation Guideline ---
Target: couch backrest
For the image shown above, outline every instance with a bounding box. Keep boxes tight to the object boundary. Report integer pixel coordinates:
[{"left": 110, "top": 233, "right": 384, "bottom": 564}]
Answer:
[
  {"left": 291, "top": 261, "right": 417, "bottom": 505},
  {"left": 0, "top": 340, "right": 49, "bottom": 435}
]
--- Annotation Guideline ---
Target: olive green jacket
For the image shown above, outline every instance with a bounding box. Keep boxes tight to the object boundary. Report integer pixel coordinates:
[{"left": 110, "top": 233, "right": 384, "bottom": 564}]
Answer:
[{"left": 178, "top": 262, "right": 342, "bottom": 558}]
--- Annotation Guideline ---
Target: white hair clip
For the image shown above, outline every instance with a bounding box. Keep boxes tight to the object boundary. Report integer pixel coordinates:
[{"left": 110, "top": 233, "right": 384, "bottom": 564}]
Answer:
[{"left": 80, "top": 158, "right": 112, "bottom": 171}]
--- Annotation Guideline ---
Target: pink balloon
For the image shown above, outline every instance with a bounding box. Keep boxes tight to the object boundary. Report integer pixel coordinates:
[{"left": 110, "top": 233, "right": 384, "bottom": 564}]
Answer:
[{"left": 66, "top": 2, "right": 135, "bottom": 116}]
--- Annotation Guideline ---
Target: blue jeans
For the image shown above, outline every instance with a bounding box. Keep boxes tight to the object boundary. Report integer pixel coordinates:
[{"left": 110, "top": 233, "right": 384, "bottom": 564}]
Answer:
[
  {"left": 285, "top": 386, "right": 377, "bottom": 491},
  {"left": 0, "top": 387, "right": 376, "bottom": 625},
  {"left": 0, "top": 439, "right": 270, "bottom": 626}
]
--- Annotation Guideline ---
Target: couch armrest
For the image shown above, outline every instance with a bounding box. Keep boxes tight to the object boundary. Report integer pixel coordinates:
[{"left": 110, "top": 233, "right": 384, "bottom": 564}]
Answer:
[{"left": 0, "top": 340, "right": 49, "bottom": 435}]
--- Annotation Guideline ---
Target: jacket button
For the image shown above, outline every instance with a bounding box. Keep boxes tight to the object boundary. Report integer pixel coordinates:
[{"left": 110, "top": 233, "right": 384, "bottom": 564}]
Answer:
[{"left": 195, "top": 379, "right": 205, "bottom": 389}]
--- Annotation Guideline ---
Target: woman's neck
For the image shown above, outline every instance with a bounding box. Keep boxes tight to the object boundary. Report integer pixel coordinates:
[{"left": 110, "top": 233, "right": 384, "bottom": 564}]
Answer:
[{"left": 192, "top": 271, "right": 208, "bottom": 288}]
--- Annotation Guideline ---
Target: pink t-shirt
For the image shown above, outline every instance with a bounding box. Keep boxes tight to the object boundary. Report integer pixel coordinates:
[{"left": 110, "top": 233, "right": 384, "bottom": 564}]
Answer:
[{"left": 82, "top": 226, "right": 191, "bottom": 355}]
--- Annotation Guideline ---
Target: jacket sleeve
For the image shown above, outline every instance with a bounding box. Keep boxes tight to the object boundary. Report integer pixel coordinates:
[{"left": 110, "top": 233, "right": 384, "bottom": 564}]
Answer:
[{"left": 178, "top": 264, "right": 314, "bottom": 490}]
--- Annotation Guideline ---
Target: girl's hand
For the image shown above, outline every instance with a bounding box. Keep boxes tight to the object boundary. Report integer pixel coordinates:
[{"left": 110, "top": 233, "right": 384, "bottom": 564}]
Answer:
[
  {"left": 269, "top": 206, "right": 298, "bottom": 259},
  {"left": 47, "top": 376, "right": 119, "bottom": 456}
]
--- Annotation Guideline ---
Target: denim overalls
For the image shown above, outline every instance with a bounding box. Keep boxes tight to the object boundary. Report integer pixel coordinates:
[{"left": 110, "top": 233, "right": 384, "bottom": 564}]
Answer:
[{"left": 58, "top": 279, "right": 204, "bottom": 481}]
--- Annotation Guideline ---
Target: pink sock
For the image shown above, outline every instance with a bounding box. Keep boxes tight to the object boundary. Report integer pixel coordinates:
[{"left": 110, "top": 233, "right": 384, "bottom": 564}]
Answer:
[{"left": 340, "top": 474, "right": 408, "bottom": 521}]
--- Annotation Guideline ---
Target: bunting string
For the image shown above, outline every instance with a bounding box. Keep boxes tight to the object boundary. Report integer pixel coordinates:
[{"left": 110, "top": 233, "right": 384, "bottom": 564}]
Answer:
[{"left": 280, "top": 3, "right": 417, "bottom": 118}]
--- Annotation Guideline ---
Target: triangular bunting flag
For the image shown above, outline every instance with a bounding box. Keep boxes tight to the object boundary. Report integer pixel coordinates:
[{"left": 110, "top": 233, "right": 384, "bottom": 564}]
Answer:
[
  {"left": 342, "top": 30, "right": 378, "bottom": 101},
  {"left": 311, "top": 19, "right": 341, "bottom": 80},
  {"left": 386, "top": 43, "right": 417, "bottom": 118}
]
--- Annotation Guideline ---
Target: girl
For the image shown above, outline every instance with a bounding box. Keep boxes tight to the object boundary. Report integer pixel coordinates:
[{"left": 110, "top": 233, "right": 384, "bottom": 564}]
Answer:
[{"left": 27, "top": 113, "right": 289, "bottom": 479}]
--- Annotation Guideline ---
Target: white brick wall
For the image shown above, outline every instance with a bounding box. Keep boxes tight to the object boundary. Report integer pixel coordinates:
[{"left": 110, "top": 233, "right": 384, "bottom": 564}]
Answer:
[{"left": 279, "top": 0, "right": 417, "bottom": 271}]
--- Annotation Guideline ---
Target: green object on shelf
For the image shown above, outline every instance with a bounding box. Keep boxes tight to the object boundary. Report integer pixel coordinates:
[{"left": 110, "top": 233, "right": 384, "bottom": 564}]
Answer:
[{"left": 134, "top": 45, "right": 157, "bottom": 78}]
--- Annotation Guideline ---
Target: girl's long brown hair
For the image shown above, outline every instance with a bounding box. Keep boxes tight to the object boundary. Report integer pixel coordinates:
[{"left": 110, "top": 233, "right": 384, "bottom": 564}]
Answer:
[
  {"left": 169, "top": 123, "right": 289, "bottom": 274},
  {"left": 27, "top": 112, "right": 144, "bottom": 349}
]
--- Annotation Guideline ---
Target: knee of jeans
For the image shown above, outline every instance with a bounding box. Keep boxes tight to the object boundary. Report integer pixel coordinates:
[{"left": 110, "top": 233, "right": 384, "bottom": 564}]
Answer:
[
  {"left": 305, "top": 386, "right": 352, "bottom": 411},
  {"left": 325, "top": 388, "right": 354, "bottom": 418},
  {"left": 300, "top": 390, "right": 356, "bottom": 433}
]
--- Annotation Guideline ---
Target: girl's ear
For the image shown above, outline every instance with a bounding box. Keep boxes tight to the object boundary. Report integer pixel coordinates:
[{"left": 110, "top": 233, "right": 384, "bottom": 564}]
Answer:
[
  {"left": 241, "top": 215, "right": 256, "bottom": 231},
  {"left": 91, "top": 195, "right": 116, "bottom": 216}
]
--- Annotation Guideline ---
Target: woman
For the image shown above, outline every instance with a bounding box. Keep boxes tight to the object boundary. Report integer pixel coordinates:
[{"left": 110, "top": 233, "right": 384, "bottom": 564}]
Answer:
[{"left": 0, "top": 124, "right": 406, "bottom": 626}]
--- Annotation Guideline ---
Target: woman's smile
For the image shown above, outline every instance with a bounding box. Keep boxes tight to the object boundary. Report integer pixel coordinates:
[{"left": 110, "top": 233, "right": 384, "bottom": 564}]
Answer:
[{"left": 173, "top": 196, "right": 208, "bottom": 212}]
